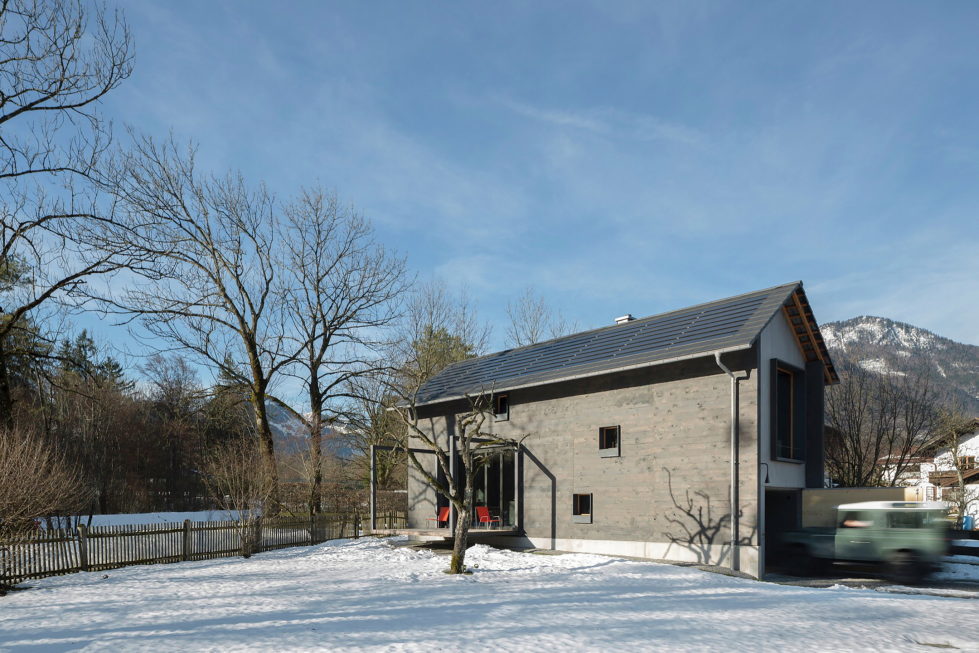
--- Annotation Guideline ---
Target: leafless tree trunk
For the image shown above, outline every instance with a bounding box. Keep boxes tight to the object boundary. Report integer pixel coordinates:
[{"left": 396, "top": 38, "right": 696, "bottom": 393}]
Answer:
[
  {"left": 282, "top": 189, "right": 407, "bottom": 515},
  {"left": 96, "top": 136, "right": 294, "bottom": 508},
  {"left": 395, "top": 393, "right": 518, "bottom": 574},
  {"left": 0, "top": 0, "right": 135, "bottom": 428}
]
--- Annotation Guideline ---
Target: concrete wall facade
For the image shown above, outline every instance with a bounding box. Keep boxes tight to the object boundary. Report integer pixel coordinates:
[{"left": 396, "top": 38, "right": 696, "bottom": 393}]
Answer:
[{"left": 409, "top": 349, "right": 764, "bottom": 576}]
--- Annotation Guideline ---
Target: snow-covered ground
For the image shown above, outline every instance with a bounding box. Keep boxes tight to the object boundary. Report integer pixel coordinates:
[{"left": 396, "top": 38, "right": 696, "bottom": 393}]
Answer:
[
  {"left": 3, "top": 538, "right": 979, "bottom": 652},
  {"left": 75, "top": 510, "right": 241, "bottom": 527}
]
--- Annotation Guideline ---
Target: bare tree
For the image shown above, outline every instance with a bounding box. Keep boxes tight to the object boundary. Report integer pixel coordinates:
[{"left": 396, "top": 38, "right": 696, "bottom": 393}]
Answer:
[
  {"left": 200, "top": 431, "right": 275, "bottom": 557},
  {"left": 282, "top": 189, "right": 407, "bottom": 515},
  {"left": 934, "top": 410, "right": 978, "bottom": 524},
  {"left": 505, "top": 286, "right": 578, "bottom": 348},
  {"left": 826, "top": 354, "right": 941, "bottom": 487},
  {"left": 394, "top": 393, "right": 520, "bottom": 574},
  {"left": 396, "top": 279, "right": 490, "bottom": 386},
  {"left": 344, "top": 373, "right": 406, "bottom": 495},
  {"left": 0, "top": 0, "right": 135, "bottom": 427},
  {"left": 385, "top": 280, "right": 520, "bottom": 574},
  {"left": 0, "top": 425, "right": 89, "bottom": 539},
  {"left": 98, "top": 136, "right": 293, "bottom": 507}
]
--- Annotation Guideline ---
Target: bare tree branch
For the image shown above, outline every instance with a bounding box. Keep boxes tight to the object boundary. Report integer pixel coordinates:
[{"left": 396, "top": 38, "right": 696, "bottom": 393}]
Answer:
[
  {"left": 280, "top": 188, "right": 408, "bottom": 514},
  {"left": 505, "top": 286, "right": 579, "bottom": 348},
  {"left": 0, "top": 0, "right": 135, "bottom": 427}
]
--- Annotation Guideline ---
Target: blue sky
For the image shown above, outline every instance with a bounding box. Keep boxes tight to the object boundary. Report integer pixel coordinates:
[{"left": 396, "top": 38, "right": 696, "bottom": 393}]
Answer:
[{"left": 91, "top": 0, "right": 979, "bottom": 352}]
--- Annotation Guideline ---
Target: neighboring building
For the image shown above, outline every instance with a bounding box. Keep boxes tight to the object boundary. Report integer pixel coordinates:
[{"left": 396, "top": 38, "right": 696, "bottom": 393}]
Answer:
[
  {"left": 898, "top": 419, "right": 979, "bottom": 521},
  {"left": 403, "top": 281, "right": 838, "bottom": 578}
]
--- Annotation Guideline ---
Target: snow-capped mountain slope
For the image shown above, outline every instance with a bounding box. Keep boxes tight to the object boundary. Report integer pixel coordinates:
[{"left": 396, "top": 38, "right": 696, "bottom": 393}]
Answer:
[
  {"left": 265, "top": 400, "right": 356, "bottom": 459},
  {"left": 821, "top": 316, "right": 979, "bottom": 414}
]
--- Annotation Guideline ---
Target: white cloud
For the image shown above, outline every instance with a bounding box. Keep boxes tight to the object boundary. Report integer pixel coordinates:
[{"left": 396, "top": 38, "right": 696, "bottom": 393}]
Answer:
[{"left": 497, "top": 96, "right": 707, "bottom": 147}]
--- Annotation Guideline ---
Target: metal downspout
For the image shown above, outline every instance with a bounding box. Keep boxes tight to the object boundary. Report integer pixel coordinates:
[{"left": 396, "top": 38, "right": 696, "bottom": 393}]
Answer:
[{"left": 715, "top": 352, "right": 751, "bottom": 572}]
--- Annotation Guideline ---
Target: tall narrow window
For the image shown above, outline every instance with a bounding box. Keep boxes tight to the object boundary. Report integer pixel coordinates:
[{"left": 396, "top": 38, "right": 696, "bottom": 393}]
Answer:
[
  {"left": 494, "top": 394, "right": 509, "bottom": 421},
  {"left": 573, "top": 493, "right": 592, "bottom": 524},
  {"left": 771, "top": 359, "right": 805, "bottom": 461},
  {"left": 599, "top": 425, "right": 620, "bottom": 457}
]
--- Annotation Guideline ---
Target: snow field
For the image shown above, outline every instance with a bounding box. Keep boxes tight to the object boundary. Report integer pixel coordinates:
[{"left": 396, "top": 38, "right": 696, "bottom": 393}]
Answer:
[
  {"left": 81, "top": 511, "right": 242, "bottom": 527},
  {"left": 2, "top": 537, "right": 979, "bottom": 652}
]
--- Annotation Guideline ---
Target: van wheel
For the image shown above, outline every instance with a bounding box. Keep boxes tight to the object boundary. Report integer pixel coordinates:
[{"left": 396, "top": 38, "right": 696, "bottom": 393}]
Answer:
[{"left": 886, "top": 551, "right": 922, "bottom": 585}]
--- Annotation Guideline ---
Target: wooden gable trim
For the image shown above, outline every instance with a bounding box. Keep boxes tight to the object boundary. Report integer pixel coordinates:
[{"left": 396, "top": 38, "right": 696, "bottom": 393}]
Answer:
[{"left": 780, "top": 288, "right": 839, "bottom": 386}]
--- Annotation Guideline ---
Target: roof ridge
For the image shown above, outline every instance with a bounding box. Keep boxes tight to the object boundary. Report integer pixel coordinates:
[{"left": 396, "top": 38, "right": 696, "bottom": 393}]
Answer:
[{"left": 438, "top": 281, "right": 802, "bottom": 371}]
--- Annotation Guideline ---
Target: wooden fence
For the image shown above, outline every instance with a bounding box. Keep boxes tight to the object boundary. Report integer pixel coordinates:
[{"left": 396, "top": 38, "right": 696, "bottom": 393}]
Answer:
[{"left": 0, "top": 511, "right": 406, "bottom": 585}]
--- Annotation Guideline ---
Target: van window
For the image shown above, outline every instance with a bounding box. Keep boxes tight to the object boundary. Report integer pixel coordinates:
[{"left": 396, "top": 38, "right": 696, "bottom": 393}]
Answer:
[
  {"left": 888, "top": 511, "right": 924, "bottom": 529},
  {"left": 840, "top": 512, "right": 872, "bottom": 528}
]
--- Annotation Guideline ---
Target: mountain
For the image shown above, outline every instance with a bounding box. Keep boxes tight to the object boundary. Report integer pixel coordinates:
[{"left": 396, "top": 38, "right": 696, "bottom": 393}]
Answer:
[
  {"left": 266, "top": 400, "right": 355, "bottom": 459},
  {"left": 820, "top": 316, "right": 979, "bottom": 415}
]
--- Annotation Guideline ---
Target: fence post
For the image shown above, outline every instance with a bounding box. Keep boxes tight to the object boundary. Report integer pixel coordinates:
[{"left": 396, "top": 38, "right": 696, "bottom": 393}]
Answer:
[
  {"left": 353, "top": 513, "right": 360, "bottom": 540},
  {"left": 77, "top": 525, "right": 89, "bottom": 572},
  {"left": 182, "top": 520, "right": 191, "bottom": 561},
  {"left": 309, "top": 514, "right": 316, "bottom": 545}
]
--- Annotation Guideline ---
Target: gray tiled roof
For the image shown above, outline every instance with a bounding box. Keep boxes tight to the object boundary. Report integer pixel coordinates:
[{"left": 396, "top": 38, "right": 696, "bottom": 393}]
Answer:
[{"left": 416, "top": 281, "right": 830, "bottom": 405}]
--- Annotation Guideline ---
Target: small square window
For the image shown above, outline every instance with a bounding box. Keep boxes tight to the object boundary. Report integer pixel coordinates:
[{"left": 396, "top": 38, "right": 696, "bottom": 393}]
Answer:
[
  {"left": 494, "top": 394, "right": 509, "bottom": 421},
  {"left": 573, "top": 493, "right": 592, "bottom": 524},
  {"left": 599, "top": 425, "right": 620, "bottom": 457}
]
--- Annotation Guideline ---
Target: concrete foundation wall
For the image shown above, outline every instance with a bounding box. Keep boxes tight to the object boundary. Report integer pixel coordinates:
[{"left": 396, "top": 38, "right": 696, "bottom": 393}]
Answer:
[{"left": 485, "top": 534, "right": 759, "bottom": 572}]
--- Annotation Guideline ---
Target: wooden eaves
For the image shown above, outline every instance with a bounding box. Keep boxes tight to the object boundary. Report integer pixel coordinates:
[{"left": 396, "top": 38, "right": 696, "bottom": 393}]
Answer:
[{"left": 781, "top": 287, "right": 839, "bottom": 386}]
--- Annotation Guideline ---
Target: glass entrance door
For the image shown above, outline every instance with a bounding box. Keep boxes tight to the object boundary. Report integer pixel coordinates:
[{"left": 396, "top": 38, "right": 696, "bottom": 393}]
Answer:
[{"left": 473, "top": 449, "right": 517, "bottom": 527}]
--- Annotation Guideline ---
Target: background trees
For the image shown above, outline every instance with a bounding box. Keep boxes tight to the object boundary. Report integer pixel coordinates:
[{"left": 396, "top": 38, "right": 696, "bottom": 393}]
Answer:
[
  {"left": 0, "top": 0, "right": 152, "bottom": 530},
  {"left": 825, "top": 353, "right": 942, "bottom": 487},
  {"left": 505, "top": 286, "right": 578, "bottom": 348},
  {"left": 99, "top": 136, "right": 295, "bottom": 507}
]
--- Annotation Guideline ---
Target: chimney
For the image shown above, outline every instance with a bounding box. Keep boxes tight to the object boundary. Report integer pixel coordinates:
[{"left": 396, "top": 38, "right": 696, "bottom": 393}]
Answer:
[{"left": 615, "top": 314, "right": 635, "bottom": 325}]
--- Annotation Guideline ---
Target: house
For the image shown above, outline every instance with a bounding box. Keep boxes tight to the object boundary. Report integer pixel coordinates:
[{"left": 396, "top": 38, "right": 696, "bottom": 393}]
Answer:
[
  {"left": 898, "top": 419, "right": 979, "bottom": 522},
  {"left": 399, "top": 281, "right": 838, "bottom": 579}
]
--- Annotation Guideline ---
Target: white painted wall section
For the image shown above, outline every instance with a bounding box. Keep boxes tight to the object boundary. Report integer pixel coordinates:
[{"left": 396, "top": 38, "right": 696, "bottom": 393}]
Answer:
[{"left": 758, "top": 311, "right": 806, "bottom": 489}]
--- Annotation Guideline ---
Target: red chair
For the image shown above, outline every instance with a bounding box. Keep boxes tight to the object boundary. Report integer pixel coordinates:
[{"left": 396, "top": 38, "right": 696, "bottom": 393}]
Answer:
[
  {"left": 475, "top": 506, "right": 502, "bottom": 528},
  {"left": 426, "top": 506, "right": 450, "bottom": 528}
]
